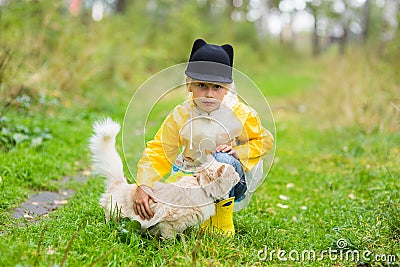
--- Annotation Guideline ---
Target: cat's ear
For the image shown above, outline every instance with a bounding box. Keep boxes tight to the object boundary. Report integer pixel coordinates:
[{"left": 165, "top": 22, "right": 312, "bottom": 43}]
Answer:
[{"left": 217, "top": 165, "right": 225, "bottom": 177}]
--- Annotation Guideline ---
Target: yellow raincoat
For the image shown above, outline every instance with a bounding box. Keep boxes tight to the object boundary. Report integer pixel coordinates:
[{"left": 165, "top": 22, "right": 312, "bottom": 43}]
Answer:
[{"left": 136, "top": 90, "right": 274, "bottom": 189}]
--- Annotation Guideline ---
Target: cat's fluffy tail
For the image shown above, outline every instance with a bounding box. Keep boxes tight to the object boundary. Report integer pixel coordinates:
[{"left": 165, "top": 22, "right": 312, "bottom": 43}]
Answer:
[{"left": 89, "top": 118, "right": 125, "bottom": 184}]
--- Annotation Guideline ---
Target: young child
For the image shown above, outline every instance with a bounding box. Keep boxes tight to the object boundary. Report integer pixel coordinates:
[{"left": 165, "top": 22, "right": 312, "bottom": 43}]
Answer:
[{"left": 132, "top": 39, "right": 274, "bottom": 235}]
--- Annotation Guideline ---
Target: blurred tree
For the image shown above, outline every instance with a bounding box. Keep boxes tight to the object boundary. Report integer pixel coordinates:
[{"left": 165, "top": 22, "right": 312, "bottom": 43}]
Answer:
[
  {"left": 308, "top": 2, "right": 320, "bottom": 56},
  {"left": 382, "top": 0, "right": 399, "bottom": 41},
  {"left": 360, "top": 0, "right": 370, "bottom": 41},
  {"left": 338, "top": 1, "right": 351, "bottom": 54},
  {"left": 256, "top": 0, "right": 270, "bottom": 39},
  {"left": 304, "top": 0, "right": 377, "bottom": 55},
  {"left": 62, "top": 0, "right": 399, "bottom": 56},
  {"left": 115, "top": 0, "right": 126, "bottom": 13}
]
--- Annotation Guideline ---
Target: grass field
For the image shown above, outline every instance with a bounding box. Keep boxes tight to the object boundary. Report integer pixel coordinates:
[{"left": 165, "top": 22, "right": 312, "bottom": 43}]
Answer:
[
  {"left": 1, "top": 53, "right": 399, "bottom": 266},
  {"left": 1, "top": 2, "right": 399, "bottom": 266}
]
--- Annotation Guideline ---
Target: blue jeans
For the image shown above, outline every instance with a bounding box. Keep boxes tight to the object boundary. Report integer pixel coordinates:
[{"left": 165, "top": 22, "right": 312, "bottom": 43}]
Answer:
[{"left": 213, "top": 152, "right": 247, "bottom": 201}]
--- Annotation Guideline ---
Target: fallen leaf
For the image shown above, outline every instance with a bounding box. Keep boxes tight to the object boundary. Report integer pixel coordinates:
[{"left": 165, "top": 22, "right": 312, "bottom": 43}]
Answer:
[
  {"left": 23, "top": 214, "right": 33, "bottom": 220},
  {"left": 277, "top": 203, "right": 289, "bottom": 209},
  {"left": 54, "top": 200, "right": 68, "bottom": 205},
  {"left": 279, "top": 195, "right": 290, "bottom": 200},
  {"left": 46, "top": 248, "right": 56, "bottom": 255},
  {"left": 300, "top": 206, "right": 307, "bottom": 210},
  {"left": 286, "top": 183, "right": 295, "bottom": 189},
  {"left": 265, "top": 207, "right": 276, "bottom": 214}
]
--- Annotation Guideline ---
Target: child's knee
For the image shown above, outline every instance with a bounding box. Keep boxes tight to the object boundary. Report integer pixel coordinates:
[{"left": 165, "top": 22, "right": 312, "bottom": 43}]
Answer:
[{"left": 212, "top": 152, "right": 235, "bottom": 165}]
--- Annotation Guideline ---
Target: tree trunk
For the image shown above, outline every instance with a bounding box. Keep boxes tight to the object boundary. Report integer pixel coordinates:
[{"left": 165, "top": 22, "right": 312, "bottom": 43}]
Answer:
[
  {"left": 339, "top": 7, "right": 351, "bottom": 55},
  {"left": 361, "top": 0, "right": 370, "bottom": 42},
  {"left": 115, "top": 0, "right": 127, "bottom": 13},
  {"left": 339, "top": 25, "right": 347, "bottom": 55},
  {"left": 311, "top": 6, "right": 320, "bottom": 56}
]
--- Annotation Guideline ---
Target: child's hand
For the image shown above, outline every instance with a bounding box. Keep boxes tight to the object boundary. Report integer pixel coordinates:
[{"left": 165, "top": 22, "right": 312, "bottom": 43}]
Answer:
[
  {"left": 133, "top": 185, "right": 157, "bottom": 220},
  {"left": 214, "top": 144, "right": 238, "bottom": 159}
]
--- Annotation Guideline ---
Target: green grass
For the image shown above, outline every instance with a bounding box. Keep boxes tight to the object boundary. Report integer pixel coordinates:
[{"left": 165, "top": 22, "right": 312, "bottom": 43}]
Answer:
[
  {"left": 1, "top": 76, "right": 399, "bottom": 266},
  {"left": 1, "top": 64, "right": 399, "bottom": 266},
  {"left": 1, "top": 58, "right": 399, "bottom": 266},
  {"left": 1, "top": 106, "right": 399, "bottom": 266},
  {"left": 247, "top": 60, "right": 322, "bottom": 99},
  {"left": 1, "top": 2, "right": 399, "bottom": 266}
]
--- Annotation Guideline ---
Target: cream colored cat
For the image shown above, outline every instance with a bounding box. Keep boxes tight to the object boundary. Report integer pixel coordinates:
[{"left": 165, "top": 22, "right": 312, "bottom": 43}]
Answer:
[{"left": 89, "top": 118, "right": 239, "bottom": 239}]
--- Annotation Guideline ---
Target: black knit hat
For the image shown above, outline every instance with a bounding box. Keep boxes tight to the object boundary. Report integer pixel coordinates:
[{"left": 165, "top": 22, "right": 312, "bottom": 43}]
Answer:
[{"left": 185, "top": 39, "right": 234, "bottom": 83}]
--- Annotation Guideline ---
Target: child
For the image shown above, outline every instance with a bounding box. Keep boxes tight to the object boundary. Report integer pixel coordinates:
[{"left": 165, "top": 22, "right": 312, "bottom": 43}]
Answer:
[{"left": 132, "top": 39, "right": 274, "bottom": 235}]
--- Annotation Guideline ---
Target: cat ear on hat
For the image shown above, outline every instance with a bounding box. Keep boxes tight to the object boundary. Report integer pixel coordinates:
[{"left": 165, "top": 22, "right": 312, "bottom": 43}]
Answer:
[
  {"left": 189, "top": 39, "right": 207, "bottom": 61},
  {"left": 221, "top": 44, "right": 234, "bottom": 67}
]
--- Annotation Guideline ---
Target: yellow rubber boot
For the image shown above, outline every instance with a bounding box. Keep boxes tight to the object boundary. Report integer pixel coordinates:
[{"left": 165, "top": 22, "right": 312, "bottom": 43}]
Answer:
[{"left": 201, "top": 197, "right": 235, "bottom": 236}]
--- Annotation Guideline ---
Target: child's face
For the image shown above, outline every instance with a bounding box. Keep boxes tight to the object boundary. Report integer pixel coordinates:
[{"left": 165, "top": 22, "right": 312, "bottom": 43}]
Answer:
[{"left": 189, "top": 80, "right": 228, "bottom": 113}]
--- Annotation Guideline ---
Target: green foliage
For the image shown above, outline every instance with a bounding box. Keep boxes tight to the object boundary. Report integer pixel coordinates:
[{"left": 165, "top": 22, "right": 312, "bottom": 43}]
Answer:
[
  {"left": 0, "top": 116, "right": 53, "bottom": 151},
  {"left": 0, "top": 118, "right": 399, "bottom": 266},
  {"left": 115, "top": 218, "right": 143, "bottom": 243},
  {"left": 0, "top": 1, "right": 399, "bottom": 266},
  {"left": 0, "top": 0, "right": 298, "bottom": 106}
]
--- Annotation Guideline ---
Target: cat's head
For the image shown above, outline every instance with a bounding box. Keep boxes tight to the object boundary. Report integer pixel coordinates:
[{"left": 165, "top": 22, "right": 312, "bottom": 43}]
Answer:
[{"left": 195, "top": 155, "right": 240, "bottom": 199}]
